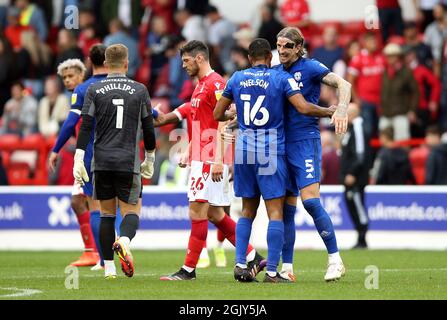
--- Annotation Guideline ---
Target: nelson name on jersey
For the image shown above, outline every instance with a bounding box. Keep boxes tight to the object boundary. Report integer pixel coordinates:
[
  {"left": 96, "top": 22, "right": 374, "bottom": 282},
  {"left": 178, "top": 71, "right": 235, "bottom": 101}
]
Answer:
[{"left": 95, "top": 78, "right": 137, "bottom": 95}]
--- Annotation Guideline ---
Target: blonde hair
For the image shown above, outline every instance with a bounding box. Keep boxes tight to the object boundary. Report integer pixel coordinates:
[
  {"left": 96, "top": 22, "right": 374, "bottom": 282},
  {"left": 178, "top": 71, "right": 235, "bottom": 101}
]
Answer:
[
  {"left": 57, "top": 58, "right": 87, "bottom": 76},
  {"left": 277, "top": 27, "right": 307, "bottom": 57},
  {"left": 105, "top": 44, "right": 128, "bottom": 69}
]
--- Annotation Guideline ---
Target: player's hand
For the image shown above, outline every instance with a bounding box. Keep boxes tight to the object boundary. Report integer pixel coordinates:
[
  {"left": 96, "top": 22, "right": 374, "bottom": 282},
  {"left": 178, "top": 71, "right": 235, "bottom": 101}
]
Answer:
[
  {"left": 330, "top": 104, "right": 348, "bottom": 135},
  {"left": 212, "top": 163, "right": 224, "bottom": 182},
  {"left": 220, "top": 124, "right": 236, "bottom": 143},
  {"left": 48, "top": 151, "right": 58, "bottom": 172},
  {"left": 73, "top": 149, "right": 89, "bottom": 186},
  {"left": 344, "top": 174, "right": 356, "bottom": 187},
  {"left": 178, "top": 150, "right": 190, "bottom": 168},
  {"left": 140, "top": 150, "right": 156, "bottom": 179}
]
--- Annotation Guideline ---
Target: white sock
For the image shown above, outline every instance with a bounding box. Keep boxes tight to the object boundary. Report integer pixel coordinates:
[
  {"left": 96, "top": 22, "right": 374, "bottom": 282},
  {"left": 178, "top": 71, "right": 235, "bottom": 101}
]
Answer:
[
  {"left": 267, "top": 271, "right": 277, "bottom": 277},
  {"left": 246, "top": 249, "right": 256, "bottom": 262},
  {"left": 216, "top": 241, "right": 224, "bottom": 248},
  {"left": 104, "top": 260, "right": 116, "bottom": 275},
  {"left": 236, "top": 263, "right": 247, "bottom": 269},
  {"left": 199, "top": 247, "right": 209, "bottom": 259},
  {"left": 182, "top": 265, "right": 195, "bottom": 273},
  {"left": 281, "top": 263, "right": 293, "bottom": 273},
  {"left": 119, "top": 236, "right": 130, "bottom": 248},
  {"left": 328, "top": 252, "right": 342, "bottom": 264}
]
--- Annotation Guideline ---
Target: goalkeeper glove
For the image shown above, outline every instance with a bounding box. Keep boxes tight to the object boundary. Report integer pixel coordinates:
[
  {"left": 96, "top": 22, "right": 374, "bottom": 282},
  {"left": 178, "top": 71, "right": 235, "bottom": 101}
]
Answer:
[
  {"left": 140, "top": 149, "right": 155, "bottom": 179},
  {"left": 73, "top": 149, "right": 89, "bottom": 186}
]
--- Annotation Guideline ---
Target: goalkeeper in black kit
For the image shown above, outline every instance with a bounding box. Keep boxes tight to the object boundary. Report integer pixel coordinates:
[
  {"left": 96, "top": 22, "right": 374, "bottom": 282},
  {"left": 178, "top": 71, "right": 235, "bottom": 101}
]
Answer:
[{"left": 73, "top": 44, "right": 156, "bottom": 279}]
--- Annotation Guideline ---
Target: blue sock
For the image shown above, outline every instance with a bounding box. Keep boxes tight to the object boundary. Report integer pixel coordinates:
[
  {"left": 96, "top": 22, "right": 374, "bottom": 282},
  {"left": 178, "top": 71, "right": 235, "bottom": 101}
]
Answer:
[
  {"left": 89, "top": 210, "right": 103, "bottom": 266},
  {"left": 115, "top": 208, "right": 123, "bottom": 236},
  {"left": 235, "top": 217, "right": 253, "bottom": 265},
  {"left": 282, "top": 204, "right": 296, "bottom": 264},
  {"left": 266, "top": 220, "right": 284, "bottom": 273},
  {"left": 302, "top": 198, "right": 338, "bottom": 254}
]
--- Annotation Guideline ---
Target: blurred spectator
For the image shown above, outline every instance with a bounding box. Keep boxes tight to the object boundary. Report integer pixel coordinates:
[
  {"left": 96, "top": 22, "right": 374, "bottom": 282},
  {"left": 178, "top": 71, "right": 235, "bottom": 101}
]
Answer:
[
  {"left": 340, "top": 103, "right": 371, "bottom": 249},
  {"left": 205, "top": 5, "right": 237, "bottom": 74},
  {"left": 347, "top": 32, "right": 385, "bottom": 139},
  {"left": 376, "top": 0, "right": 404, "bottom": 42},
  {"left": 311, "top": 24, "right": 344, "bottom": 71},
  {"left": 77, "top": 8, "right": 101, "bottom": 57},
  {"left": 321, "top": 130, "right": 340, "bottom": 185},
  {"left": 143, "top": 0, "right": 177, "bottom": 34},
  {"left": 425, "top": 132, "right": 447, "bottom": 184},
  {"left": 440, "top": 39, "right": 447, "bottom": 131},
  {"left": 257, "top": 3, "right": 284, "bottom": 50},
  {"left": 424, "top": 3, "right": 447, "bottom": 76},
  {"left": 4, "top": 5, "right": 31, "bottom": 51},
  {"left": 15, "top": 0, "right": 48, "bottom": 41},
  {"left": 0, "top": 1, "right": 9, "bottom": 29},
  {"left": 371, "top": 127, "right": 416, "bottom": 185},
  {"left": 409, "top": 124, "right": 442, "bottom": 184},
  {"left": 174, "top": 8, "right": 206, "bottom": 43},
  {"left": 100, "top": 0, "right": 143, "bottom": 36},
  {"left": 233, "top": 27, "right": 255, "bottom": 50},
  {"left": 230, "top": 46, "right": 250, "bottom": 72},
  {"left": 17, "top": 30, "right": 52, "bottom": 98},
  {"left": 402, "top": 21, "right": 433, "bottom": 69},
  {"left": 104, "top": 18, "right": 140, "bottom": 78},
  {"left": 165, "top": 35, "right": 190, "bottom": 107},
  {"left": 0, "top": 36, "right": 16, "bottom": 115},
  {"left": 38, "top": 77, "right": 70, "bottom": 138},
  {"left": 404, "top": 47, "right": 441, "bottom": 137},
  {"left": 146, "top": 15, "right": 170, "bottom": 87},
  {"left": 0, "top": 81, "right": 38, "bottom": 136},
  {"left": 380, "top": 43, "right": 419, "bottom": 141},
  {"left": 414, "top": 0, "right": 447, "bottom": 31},
  {"left": 333, "top": 40, "right": 360, "bottom": 77},
  {"left": 55, "top": 29, "right": 84, "bottom": 68},
  {"left": 279, "top": 0, "right": 311, "bottom": 38}
]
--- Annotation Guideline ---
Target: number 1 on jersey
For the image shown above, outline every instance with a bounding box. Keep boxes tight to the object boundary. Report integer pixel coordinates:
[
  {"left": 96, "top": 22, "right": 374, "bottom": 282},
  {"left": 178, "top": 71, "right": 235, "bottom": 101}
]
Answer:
[
  {"left": 241, "top": 94, "right": 269, "bottom": 126},
  {"left": 112, "top": 99, "right": 124, "bottom": 129}
]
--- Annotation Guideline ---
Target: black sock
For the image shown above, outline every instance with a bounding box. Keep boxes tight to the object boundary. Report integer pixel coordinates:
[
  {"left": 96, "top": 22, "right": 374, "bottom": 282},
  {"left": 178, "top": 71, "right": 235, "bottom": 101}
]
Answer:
[
  {"left": 100, "top": 216, "right": 116, "bottom": 260},
  {"left": 120, "top": 213, "right": 140, "bottom": 241}
]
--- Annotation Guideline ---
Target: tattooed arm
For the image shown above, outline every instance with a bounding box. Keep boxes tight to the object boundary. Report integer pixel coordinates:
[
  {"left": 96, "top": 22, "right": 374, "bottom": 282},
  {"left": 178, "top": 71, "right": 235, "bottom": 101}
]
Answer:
[{"left": 321, "top": 72, "right": 352, "bottom": 134}]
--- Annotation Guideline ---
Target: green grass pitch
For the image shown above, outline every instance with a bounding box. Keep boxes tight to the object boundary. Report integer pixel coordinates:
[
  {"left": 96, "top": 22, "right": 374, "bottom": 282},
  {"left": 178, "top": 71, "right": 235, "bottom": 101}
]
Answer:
[{"left": 0, "top": 250, "right": 446, "bottom": 300}]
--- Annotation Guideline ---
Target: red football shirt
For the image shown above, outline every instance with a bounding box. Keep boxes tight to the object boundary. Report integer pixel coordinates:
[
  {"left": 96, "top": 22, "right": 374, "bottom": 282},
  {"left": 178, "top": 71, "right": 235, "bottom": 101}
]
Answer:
[
  {"left": 376, "top": 0, "right": 399, "bottom": 9},
  {"left": 348, "top": 49, "right": 385, "bottom": 105},
  {"left": 189, "top": 71, "right": 225, "bottom": 162},
  {"left": 280, "top": 0, "right": 310, "bottom": 37},
  {"left": 173, "top": 102, "right": 193, "bottom": 141}
]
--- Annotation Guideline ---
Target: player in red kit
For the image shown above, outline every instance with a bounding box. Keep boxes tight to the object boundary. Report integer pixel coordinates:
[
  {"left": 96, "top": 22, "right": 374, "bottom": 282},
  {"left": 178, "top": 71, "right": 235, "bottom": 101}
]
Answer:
[{"left": 160, "top": 41, "right": 265, "bottom": 281}]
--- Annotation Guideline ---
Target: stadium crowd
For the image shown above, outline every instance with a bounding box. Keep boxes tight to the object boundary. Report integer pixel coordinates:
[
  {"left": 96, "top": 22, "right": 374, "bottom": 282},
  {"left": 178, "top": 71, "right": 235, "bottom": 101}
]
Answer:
[{"left": 0, "top": 0, "right": 447, "bottom": 186}]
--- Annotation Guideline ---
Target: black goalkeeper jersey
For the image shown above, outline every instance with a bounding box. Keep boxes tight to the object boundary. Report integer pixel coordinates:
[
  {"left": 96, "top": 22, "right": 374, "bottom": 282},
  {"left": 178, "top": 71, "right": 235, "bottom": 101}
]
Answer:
[{"left": 81, "top": 74, "right": 152, "bottom": 174}]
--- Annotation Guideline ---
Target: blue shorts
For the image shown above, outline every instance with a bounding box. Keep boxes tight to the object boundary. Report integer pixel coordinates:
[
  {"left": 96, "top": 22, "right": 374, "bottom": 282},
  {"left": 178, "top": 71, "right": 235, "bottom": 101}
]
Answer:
[
  {"left": 286, "top": 138, "right": 322, "bottom": 196},
  {"left": 234, "top": 152, "right": 288, "bottom": 200}
]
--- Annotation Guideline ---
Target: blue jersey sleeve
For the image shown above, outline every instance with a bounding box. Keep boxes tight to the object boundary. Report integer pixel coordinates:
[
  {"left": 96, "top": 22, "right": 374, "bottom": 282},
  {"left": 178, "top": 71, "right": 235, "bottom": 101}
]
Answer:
[
  {"left": 71, "top": 85, "right": 85, "bottom": 113},
  {"left": 308, "top": 59, "right": 330, "bottom": 82},
  {"left": 280, "top": 72, "right": 301, "bottom": 98},
  {"left": 222, "top": 73, "right": 236, "bottom": 100}
]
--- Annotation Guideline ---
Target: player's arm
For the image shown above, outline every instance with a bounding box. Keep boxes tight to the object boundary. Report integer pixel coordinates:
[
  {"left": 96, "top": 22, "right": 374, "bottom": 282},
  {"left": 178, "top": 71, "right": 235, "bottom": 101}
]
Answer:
[
  {"left": 140, "top": 89, "right": 156, "bottom": 179},
  {"left": 214, "top": 96, "right": 234, "bottom": 121},
  {"left": 152, "top": 104, "right": 182, "bottom": 127},
  {"left": 321, "top": 72, "right": 352, "bottom": 135},
  {"left": 49, "top": 89, "right": 82, "bottom": 171},
  {"left": 288, "top": 93, "right": 335, "bottom": 118},
  {"left": 74, "top": 87, "right": 96, "bottom": 185}
]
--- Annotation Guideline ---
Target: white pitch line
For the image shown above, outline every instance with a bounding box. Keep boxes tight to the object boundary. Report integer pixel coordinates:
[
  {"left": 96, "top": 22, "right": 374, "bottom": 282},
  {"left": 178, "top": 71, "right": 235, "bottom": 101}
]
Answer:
[
  {"left": 0, "top": 287, "right": 42, "bottom": 298},
  {"left": 1, "top": 268, "right": 446, "bottom": 280}
]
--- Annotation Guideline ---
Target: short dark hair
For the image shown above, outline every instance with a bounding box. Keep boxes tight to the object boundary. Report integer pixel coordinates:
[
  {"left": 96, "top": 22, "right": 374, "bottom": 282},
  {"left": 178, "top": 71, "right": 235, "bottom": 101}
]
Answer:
[
  {"left": 179, "top": 40, "right": 209, "bottom": 60},
  {"left": 248, "top": 38, "right": 271, "bottom": 60},
  {"left": 380, "top": 127, "right": 394, "bottom": 141},
  {"left": 89, "top": 44, "right": 106, "bottom": 67},
  {"left": 426, "top": 125, "right": 441, "bottom": 136},
  {"left": 205, "top": 5, "right": 218, "bottom": 14}
]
